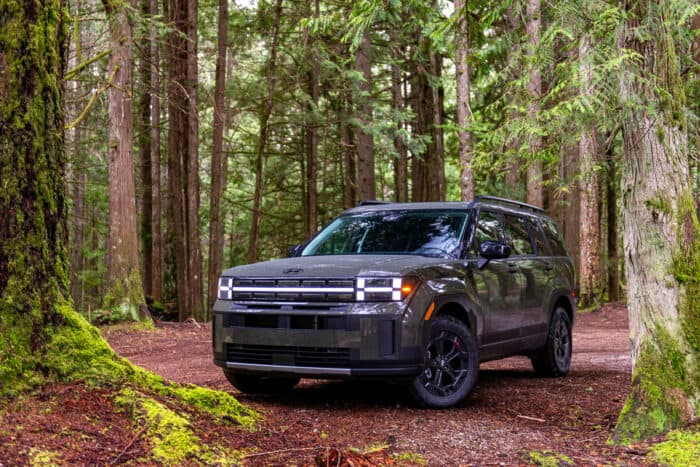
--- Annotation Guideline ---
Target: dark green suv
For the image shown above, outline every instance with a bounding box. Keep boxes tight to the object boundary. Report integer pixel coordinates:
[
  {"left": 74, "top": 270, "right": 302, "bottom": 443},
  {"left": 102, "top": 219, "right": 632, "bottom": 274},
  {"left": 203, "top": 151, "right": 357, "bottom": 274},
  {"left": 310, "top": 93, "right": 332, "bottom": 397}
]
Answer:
[{"left": 212, "top": 196, "right": 576, "bottom": 407}]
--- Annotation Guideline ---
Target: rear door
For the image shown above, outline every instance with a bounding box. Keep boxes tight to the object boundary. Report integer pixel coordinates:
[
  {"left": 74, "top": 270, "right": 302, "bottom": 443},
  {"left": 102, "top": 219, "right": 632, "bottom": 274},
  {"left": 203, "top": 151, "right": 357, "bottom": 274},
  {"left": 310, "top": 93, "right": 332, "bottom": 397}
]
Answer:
[
  {"left": 502, "top": 214, "right": 551, "bottom": 341},
  {"left": 469, "top": 210, "right": 524, "bottom": 351}
]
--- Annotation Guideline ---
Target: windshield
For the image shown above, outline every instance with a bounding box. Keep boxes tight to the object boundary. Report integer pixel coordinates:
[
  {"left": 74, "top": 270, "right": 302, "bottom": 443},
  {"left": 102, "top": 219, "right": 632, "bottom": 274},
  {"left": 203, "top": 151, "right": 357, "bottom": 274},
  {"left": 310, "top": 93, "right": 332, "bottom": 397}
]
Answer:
[{"left": 301, "top": 210, "right": 469, "bottom": 258}]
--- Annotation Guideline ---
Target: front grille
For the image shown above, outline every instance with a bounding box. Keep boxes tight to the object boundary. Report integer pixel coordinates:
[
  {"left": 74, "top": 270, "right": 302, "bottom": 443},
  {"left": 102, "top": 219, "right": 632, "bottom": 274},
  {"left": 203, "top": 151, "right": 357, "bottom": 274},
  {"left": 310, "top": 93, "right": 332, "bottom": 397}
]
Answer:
[
  {"left": 226, "top": 344, "right": 351, "bottom": 367},
  {"left": 222, "top": 313, "right": 358, "bottom": 331},
  {"left": 220, "top": 277, "right": 355, "bottom": 302}
]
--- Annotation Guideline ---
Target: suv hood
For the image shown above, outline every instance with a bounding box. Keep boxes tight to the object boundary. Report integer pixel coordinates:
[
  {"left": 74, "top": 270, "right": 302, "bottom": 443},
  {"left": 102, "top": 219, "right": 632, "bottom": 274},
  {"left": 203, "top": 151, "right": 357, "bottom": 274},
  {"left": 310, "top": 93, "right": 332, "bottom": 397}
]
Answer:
[{"left": 222, "top": 255, "right": 448, "bottom": 279}]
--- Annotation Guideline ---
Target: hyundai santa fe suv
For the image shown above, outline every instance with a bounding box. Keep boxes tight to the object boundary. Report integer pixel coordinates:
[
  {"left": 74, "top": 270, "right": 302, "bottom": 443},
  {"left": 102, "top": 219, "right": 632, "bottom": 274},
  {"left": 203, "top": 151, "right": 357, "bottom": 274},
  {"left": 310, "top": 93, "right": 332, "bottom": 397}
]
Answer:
[{"left": 212, "top": 195, "right": 576, "bottom": 407}]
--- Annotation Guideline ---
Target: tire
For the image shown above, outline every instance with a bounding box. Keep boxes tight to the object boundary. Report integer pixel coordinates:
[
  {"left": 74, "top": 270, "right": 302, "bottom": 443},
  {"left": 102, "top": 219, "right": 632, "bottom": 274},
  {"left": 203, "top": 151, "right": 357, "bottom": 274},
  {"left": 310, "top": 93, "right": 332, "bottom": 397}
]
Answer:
[
  {"left": 409, "top": 316, "right": 479, "bottom": 408},
  {"left": 530, "top": 307, "right": 572, "bottom": 377},
  {"left": 223, "top": 370, "right": 300, "bottom": 394}
]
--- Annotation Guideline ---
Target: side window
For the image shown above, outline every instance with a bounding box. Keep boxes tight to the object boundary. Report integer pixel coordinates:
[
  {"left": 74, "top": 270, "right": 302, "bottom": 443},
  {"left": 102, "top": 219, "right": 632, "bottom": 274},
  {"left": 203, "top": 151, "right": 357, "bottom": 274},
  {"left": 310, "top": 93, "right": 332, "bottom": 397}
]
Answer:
[
  {"left": 474, "top": 211, "right": 505, "bottom": 249},
  {"left": 542, "top": 220, "right": 567, "bottom": 256},
  {"left": 503, "top": 215, "right": 535, "bottom": 255},
  {"left": 529, "top": 218, "right": 548, "bottom": 255}
]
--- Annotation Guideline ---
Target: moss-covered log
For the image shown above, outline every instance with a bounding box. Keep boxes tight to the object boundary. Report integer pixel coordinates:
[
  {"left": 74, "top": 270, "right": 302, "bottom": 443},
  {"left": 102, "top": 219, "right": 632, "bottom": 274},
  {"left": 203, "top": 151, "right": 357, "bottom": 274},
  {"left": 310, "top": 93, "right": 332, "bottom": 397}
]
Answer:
[{"left": 614, "top": 0, "right": 700, "bottom": 443}]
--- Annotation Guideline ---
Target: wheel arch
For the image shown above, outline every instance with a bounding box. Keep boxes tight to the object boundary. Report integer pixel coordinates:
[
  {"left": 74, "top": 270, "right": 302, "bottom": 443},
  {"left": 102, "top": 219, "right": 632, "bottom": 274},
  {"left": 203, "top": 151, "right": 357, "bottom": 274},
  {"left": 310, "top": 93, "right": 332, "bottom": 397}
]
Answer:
[
  {"left": 432, "top": 295, "right": 481, "bottom": 338},
  {"left": 549, "top": 292, "right": 575, "bottom": 327}
]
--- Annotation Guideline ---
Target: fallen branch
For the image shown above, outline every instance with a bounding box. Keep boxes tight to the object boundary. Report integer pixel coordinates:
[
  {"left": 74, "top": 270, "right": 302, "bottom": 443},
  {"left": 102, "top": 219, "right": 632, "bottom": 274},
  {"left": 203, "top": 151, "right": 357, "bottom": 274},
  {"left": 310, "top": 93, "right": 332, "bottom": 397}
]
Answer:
[
  {"left": 241, "top": 446, "right": 324, "bottom": 459},
  {"left": 516, "top": 414, "right": 546, "bottom": 423},
  {"left": 110, "top": 424, "right": 148, "bottom": 465}
]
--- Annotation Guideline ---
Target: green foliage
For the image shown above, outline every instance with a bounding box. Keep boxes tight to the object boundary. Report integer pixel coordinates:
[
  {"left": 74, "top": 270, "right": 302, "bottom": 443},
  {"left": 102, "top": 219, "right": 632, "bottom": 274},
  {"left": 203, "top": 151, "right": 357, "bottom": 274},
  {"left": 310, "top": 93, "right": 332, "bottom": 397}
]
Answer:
[
  {"left": 525, "top": 450, "right": 573, "bottom": 467},
  {"left": 649, "top": 428, "right": 700, "bottom": 466}
]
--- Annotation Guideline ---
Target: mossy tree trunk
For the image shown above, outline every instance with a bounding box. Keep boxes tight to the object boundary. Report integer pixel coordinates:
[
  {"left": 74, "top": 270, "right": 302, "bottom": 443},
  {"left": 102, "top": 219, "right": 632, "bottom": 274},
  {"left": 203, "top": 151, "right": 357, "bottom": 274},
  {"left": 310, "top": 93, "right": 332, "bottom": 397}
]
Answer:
[
  {"left": 614, "top": 0, "right": 700, "bottom": 442},
  {"left": 0, "top": 0, "right": 69, "bottom": 390},
  {"left": 102, "top": 0, "right": 149, "bottom": 321}
]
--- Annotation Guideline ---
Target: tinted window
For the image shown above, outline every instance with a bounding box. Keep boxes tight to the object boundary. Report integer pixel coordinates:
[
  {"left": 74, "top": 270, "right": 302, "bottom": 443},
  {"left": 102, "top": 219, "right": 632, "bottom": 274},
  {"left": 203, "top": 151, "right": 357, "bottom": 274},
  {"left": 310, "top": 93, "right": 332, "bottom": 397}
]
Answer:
[
  {"left": 542, "top": 219, "right": 567, "bottom": 256},
  {"left": 529, "top": 219, "right": 548, "bottom": 255},
  {"left": 474, "top": 211, "right": 505, "bottom": 248},
  {"left": 503, "top": 215, "right": 534, "bottom": 255},
  {"left": 302, "top": 210, "right": 468, "bottom": 258}
]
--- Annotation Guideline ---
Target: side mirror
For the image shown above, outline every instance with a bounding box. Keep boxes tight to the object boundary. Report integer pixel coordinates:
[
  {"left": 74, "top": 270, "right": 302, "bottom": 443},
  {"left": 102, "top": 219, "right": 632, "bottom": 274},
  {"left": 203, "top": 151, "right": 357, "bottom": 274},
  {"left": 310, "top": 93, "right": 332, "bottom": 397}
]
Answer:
[
  {"left": 287, "top": 243, "right": 304, "bottom": 257},
  {"left": 477, "top": 240, "right": 511, "bottom": 269}
]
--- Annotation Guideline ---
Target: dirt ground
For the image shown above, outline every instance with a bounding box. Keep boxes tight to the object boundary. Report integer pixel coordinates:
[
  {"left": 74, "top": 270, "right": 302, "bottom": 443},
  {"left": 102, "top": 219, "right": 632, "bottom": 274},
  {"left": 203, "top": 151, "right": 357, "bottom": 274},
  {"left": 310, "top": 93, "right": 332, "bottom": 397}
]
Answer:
[{"left": 1, "top": 304, "right": 657, "bottom": 465}]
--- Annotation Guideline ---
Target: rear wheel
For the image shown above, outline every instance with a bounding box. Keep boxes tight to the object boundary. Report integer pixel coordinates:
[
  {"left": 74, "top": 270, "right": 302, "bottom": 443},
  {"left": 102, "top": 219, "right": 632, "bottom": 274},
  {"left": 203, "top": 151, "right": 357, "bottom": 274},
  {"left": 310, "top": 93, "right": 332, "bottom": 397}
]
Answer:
[
  {"left": 409, "top": 316, "right": 479, "bottom": 408},
  {"left": 223, "top": 370, "right": 300, "bottom": 394},
  {"left": 530, "top": 307, "right": 572, "bottom": 376}
]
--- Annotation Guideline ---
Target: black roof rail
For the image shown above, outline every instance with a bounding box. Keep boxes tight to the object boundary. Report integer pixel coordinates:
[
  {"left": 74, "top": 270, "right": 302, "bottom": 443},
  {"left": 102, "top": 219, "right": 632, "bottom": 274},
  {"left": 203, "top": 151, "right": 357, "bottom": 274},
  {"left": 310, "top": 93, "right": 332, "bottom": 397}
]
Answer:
[
  {"left": 474, "top": 195, "right": 544, "bottom": 213},
  {"left": 358, "top": 200, "right": 391, "bottom": 206}
]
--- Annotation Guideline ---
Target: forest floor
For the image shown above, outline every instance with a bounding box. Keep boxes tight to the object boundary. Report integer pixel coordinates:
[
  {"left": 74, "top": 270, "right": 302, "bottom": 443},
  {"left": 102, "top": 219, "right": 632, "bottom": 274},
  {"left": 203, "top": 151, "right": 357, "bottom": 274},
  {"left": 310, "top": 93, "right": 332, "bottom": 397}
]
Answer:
[{"left": 0, "top": 303, "right": 672, "bottom": 465}]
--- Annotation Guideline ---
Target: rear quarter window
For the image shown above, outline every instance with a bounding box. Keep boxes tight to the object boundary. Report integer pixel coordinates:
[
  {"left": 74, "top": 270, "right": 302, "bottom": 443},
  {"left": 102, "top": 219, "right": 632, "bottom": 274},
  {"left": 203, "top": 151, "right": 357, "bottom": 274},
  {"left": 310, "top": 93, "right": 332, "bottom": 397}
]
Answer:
[{"left": 542, "top": 219, "right": 567, "bottom": 256}]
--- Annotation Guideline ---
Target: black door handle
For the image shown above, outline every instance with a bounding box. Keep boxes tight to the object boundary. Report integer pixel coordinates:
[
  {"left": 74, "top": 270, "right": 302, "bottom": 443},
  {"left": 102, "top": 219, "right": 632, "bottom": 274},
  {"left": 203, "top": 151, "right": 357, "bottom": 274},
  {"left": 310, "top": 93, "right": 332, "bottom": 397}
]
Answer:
[
  {"left": 543, "top": 261, "right": 554, "bottom": 271},
  {"left": 507, "top": 263, "right": 518, "bottom": 273}
]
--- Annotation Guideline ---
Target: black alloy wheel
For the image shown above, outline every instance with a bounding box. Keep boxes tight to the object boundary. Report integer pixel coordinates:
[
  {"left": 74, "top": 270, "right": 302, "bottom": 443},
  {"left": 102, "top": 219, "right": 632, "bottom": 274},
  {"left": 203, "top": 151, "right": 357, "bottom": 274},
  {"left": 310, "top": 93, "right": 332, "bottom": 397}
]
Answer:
[
  {"left": 531, "top": 306, "right": 572, "bottom": 376},
  {"left": 409, "top": 316, "right": 479, "bottom": 408}
]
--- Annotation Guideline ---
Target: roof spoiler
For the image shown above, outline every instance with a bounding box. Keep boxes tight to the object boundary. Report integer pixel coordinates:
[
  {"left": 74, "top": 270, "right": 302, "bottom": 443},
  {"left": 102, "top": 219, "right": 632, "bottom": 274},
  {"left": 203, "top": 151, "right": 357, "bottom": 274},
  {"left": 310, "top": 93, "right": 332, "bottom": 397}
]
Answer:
[{"left": 357, "top": 200, "right": 391, "bottom": 206}]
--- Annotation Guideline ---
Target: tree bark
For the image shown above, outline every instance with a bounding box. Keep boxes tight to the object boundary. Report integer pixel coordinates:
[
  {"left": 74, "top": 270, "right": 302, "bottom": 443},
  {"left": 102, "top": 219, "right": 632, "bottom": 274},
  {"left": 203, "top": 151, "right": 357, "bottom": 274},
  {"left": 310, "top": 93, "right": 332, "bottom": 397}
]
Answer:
[
  {"left": 138, "top": 0, "right": 153, "bottom": 299},
  {"left": 606, "top": 147, "right": 620, "bottom": 302},
  {"left": 578, "top": 36, "right": 602, "bottom": 308},
  {"left": 430, "top": 50, "right": 445, "bottom": 201},
  {"left": 185, "top": 0, "right": 204, "bottom": 320},
  {"left": 342, "top": 94, "right": 357, "bottom": 209},
  {"left": 150, "top": 0, "right": 163, "bottom": 301},
  {"left": 103, "top": 0, "right": 148, "bottom": 320},
  {"left": 354, "top": 30, "right": 376, "bottom": 201},
  {"left": 207, "top": 0, "right": 229, "bottom": 312},
  {"left": 455, "top": 0, "right": 474, "bottom": 201},
  {"left": 614, "top": 0, "right": 700, "bottom": 441},
  {"left": 248, "top": 0, "right": 283, "bottom": 263},
  {"left": 525, "top": 0, "right": 543, "bottom": 207},
  {"left": 0, "top": 0, "right": 70, "bottom": 388},
  {"left": 303, "top": 0, "right": 320, "bottom": 238},
  {"left": 167, "top": 0, "right": 194, "bottom": 321},
  {"left": 391, "top": 57, "right": 408, "bottom": 203}
]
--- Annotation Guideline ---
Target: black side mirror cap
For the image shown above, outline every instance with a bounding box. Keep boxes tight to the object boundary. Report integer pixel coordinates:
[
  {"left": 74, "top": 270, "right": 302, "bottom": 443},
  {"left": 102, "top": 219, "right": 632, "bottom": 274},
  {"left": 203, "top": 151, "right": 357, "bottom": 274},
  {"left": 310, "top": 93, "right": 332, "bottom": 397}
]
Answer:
[{"left": 477, "top": 240, "right": 511, "bottom": 269}]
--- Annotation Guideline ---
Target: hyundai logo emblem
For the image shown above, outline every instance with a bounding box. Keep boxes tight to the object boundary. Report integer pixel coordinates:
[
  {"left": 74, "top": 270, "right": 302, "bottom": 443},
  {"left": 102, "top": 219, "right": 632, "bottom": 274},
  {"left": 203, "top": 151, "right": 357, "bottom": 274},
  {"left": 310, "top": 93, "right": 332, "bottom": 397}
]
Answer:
[{"left": 283, "top": 268, "right": 303, "bottom": 274}]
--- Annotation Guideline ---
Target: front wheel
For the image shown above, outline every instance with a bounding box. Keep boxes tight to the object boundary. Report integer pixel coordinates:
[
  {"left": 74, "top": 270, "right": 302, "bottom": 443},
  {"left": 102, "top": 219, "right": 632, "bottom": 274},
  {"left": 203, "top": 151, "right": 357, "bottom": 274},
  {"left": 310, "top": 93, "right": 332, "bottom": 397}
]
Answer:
[
  {"left": 409, "top": 316, "right": 479, "bottom": 408},
  {"left": 530, "top": 307, "right": 572, "bottom": 376},
  {"left": 223, "top": 370, "right": 300, "bottom": 394}
]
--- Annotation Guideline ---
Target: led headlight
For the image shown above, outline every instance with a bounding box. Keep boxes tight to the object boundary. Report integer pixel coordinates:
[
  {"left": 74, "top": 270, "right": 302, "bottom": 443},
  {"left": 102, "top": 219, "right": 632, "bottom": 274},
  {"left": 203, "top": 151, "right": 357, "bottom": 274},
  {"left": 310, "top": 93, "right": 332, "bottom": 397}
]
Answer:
[
  {"left": 218, "top": 277, "right": 233, "bottom": 300},
  {"left": 355, "top": 276, "right": 419, "bottom": 302}
]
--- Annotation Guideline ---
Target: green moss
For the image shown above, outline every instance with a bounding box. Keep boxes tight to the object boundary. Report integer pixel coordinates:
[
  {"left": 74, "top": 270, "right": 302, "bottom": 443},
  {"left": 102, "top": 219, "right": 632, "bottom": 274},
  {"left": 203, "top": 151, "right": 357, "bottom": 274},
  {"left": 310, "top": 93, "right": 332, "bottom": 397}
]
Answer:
[
  {"left": 28, "top": 448, "right": 61, "bottom": 466},
  {"left": 393, "top": 451, "right": 428, "bottom": 466},
  {"left": 525, "top": 450, "right": 573, "bottom": 467},
  {"left": 101, "top": 269, "right": 149, "bottom": 323},
  {"left": 645, "top": 196, "right": 672, "bottom": 216},
  {"left": 115, "top": 388, "right": 247, "bottom": 465},
  {"left": 613, "top": 326, "right": 694, "bottom": 444},
  {"left": 649, "top": 429, "right": 700, "bottom": 466}
]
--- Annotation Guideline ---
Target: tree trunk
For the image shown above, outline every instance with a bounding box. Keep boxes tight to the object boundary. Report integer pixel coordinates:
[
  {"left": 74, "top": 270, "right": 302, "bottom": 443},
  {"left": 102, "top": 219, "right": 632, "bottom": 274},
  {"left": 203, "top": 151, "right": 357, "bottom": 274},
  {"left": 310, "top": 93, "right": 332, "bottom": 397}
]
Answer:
[
  {"left": 455, "top": 0, "right": 474, "bottom": 201},
  {"left": 103, "top": 0, "right": 148, "bottom": 320},
  {"left": 150, "top": 0, "right": 163, "bottom": 301},
  {"left": 430, "top": 50, "right": 445, "bottom": 201},
  {"left": 525, "top": 0, "right": 543, "bottom": 207},
  {"left": 185, "top": 0, "right": 204, "bottom": 321},
  {"left": 342, "top": 95, "right": 357, "bottom": 209},
  {"left": 303, "top": 0, "right": 320, "bottom": 238},
  {"left": 606, "top": 147, "right": 620, "bottom": 302},
  {"left": 354, "top": 30, "right": 376, "bottom": 201},
  {"left": 614, "top": 0, "right": 700, "bottom": 441},
  {"left": 0, "top": 0, "right": 70, "bottom": 390},
  {"left": 136, "top": 0, "right": 153, "bottom": 299},
  {"left": 167, "top": 0, "right": 192, "bottom": 320},
  {"left": 207, "top": 0, "right": 229, "bottom": 312},
  {"left": 391, "top": 57, "right": 408, "bottom": 203},
  {"left": 578, "top": 36, "right": 602, "bottom": 308},
  {"left": 248, "top": 0, "right": 283, "bottom": 263}
]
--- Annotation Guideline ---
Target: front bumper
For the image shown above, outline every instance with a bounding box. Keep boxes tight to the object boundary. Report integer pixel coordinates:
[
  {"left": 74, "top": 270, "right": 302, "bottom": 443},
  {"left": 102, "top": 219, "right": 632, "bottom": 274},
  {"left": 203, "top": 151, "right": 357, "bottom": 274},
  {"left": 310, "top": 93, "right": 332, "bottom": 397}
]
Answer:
[{"left": 212, "top": 301, "right": 425, "bottom": 378}]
